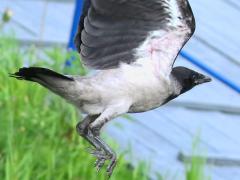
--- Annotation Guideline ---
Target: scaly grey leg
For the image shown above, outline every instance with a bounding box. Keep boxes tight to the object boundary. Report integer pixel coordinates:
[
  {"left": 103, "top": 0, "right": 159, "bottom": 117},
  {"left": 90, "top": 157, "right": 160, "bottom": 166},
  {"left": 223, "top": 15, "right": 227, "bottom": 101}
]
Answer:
[
  {"left": 76, "top": 115, "right": 113, "bottom": 173},
  {"left": 77, "top": 103, "right": 130, "bottom": 177},
  {"left": 89, "top": 109, "right": 122, "bottom": 177},
  {"left": 76, "top": 115, "right": 102, "bottom": 150},
  {"left": 94, "top": 135, "right": 117, "bottom": 177}
]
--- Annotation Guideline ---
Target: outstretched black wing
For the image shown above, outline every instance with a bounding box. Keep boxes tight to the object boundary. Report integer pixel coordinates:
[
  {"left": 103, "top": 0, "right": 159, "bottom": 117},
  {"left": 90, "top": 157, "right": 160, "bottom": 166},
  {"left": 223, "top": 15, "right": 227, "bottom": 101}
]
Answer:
[{"left": 75, "top": 0, "right": 195, "bottom": 70}]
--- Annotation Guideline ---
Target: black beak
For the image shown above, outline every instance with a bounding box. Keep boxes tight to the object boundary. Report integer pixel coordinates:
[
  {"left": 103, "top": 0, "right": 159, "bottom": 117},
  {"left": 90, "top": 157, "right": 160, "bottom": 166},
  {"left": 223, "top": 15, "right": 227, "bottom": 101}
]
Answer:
[{"left": 194, "top": 74, "right": 212, "bottom": 84}]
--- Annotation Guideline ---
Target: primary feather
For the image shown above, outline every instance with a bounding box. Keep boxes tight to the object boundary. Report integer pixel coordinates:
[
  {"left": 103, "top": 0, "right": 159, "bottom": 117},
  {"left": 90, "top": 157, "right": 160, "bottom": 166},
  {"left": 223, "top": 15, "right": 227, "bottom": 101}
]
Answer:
[{"left": 75, "top": 0, "right": 195, "bottom": 72}]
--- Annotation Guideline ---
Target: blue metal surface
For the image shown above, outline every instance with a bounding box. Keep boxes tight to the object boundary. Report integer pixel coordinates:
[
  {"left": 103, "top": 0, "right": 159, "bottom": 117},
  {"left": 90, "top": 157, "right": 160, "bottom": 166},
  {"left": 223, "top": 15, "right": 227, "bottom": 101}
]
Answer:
[
  {"left": 67, "top": 0, "right": 83, "bottom": 50},
  {"left": 66, "top": 0, "right": 83, "bottom": 66},
  {"left": 180, "top": 51, "right": 240, "bottom": 94}
]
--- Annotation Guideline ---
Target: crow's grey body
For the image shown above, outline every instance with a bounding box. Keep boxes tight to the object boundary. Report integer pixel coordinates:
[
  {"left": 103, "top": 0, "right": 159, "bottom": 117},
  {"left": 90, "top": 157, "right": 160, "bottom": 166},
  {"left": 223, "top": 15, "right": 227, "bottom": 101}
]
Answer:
[
  {"left": 69, "top": 64, "right": 175, "bottom": 114},
  {"left": 12, "top": 0, "right": 212, "bottom": 177}
]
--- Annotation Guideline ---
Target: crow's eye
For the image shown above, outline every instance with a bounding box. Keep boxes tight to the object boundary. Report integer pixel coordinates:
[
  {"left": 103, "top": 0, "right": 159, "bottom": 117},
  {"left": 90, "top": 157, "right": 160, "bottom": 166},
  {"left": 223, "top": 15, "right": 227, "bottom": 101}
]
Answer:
[{"left": 192, "top": 74, "right": 197, "bottom": 79}]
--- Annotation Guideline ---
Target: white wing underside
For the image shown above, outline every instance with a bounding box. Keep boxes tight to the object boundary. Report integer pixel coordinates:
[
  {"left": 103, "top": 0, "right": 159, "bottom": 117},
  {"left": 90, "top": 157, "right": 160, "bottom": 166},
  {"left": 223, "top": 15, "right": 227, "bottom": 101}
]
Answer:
[
  {"left": 135, "top": 27, "right": 190, "bottom": 77},
  {"left": 134, "top": 0, "right": 191, "bottom": 77}
]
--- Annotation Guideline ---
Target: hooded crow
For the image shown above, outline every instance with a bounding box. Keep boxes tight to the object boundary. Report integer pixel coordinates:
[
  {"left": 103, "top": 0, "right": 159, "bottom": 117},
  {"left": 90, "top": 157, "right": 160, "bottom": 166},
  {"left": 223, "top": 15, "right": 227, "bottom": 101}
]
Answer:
[{"left": 11, "top": 0, "right": 211, "bottom": 177}]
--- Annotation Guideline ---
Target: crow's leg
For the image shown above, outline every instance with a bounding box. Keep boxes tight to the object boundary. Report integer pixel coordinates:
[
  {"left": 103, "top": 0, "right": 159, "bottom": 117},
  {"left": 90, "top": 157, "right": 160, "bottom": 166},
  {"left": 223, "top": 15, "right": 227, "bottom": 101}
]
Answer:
[
  {"left": 94, "top": 136, "right": 117, "bottom": 177},
  {"left": 76, "top": 115, "right": 102, "bottom": 150},
  {"left": 89, "top": 104, "right": 130, "bottom": 177},
  {"left": 76, "top": 115, "right": 111, "bottom": 171},
  {"left": 89, "top": 117, "right": 117, "bottom": 177}
]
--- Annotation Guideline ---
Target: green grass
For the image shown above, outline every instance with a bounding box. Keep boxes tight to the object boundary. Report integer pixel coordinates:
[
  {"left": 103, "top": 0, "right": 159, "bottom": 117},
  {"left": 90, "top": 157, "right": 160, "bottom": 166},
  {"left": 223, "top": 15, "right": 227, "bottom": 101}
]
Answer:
[
  {"left": 185, "top": 136, "right": 211, "bottom": 180},
  {"left": 0, "top": 35, "right": 149, "bottom": 180}
]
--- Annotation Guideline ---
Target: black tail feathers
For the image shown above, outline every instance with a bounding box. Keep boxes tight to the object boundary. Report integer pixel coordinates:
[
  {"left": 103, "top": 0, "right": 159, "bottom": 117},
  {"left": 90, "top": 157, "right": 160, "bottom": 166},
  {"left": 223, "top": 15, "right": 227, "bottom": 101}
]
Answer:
[{"left": 10, "top": 67, "right": 74, "bottom": 82}]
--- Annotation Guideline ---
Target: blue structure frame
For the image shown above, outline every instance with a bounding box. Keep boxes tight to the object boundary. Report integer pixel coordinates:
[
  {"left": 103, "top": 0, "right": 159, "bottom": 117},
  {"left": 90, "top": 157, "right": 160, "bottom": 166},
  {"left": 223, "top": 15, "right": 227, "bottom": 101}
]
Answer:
[
  {"left": 180, "top": 51, "right": 240, "bottom": 93},
  {"left": 68, "top": 0, "right": 83, "bottom": 50},
  {"left": 68, "top": 0, "right": 240, "bottom": 94}
]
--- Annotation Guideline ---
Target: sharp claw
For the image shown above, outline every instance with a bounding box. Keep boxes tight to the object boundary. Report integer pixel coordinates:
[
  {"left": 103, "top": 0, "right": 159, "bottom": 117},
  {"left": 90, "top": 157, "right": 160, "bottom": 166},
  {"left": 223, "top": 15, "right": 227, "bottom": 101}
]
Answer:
[
  {"left": 79, "top": 125, "right": 117, "bottom": 177},
  {"left": 106, "top": 156, "right": 117, "bottom": 178},
  {"left": 85, "top": 146, "right": 102, "bottom": 153},
  {"left": 94, "top": 158, "right": 103, "bottom": 166},
  {"left": 96, "top": 158, "right": 105, "bottom": 172},
  {"left": 90, "top": 150, "right": 106, "bottom": 159}
]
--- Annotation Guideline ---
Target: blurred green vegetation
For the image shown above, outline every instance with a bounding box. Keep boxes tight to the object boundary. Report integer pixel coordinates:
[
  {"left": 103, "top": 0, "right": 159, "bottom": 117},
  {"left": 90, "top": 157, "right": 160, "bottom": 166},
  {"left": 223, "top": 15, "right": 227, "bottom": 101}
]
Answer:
[
  {"left": 0, "top": 8, "right": 13, "bottom": 29},
  {"left": 185, "top": 136, "right": 211, "bottom": 180},
  {"left": 0, "top": 35, "right": 149, "bottom": 180}
]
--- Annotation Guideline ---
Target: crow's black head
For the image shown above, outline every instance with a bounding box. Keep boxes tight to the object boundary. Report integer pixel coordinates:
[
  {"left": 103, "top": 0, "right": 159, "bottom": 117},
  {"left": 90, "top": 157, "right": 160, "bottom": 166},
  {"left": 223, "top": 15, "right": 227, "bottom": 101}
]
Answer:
[{"left": 172, "top": 66, "right": 212, "bottom": 95}]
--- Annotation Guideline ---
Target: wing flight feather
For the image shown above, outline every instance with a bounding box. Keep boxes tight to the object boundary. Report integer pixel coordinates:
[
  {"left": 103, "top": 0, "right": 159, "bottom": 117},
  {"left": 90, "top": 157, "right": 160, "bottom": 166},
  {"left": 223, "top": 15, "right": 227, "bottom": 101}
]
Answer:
[{"left": 75, "top": 0, "right": 195, "bottom": 70}]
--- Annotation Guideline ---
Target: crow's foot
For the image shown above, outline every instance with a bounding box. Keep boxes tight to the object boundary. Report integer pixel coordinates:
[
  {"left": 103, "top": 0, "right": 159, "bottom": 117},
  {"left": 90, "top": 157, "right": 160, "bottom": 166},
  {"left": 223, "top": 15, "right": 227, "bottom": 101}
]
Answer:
[
  {"left": 87, "top": 144, "right": 117, "bottom": 176},
  {"left": 77, "top": 116, "right": 117, "bottom": 178},
  {"left": 89, "top": 149, "right": 111, "bottom": 172},
  {"left": 107, "top": 152, "right": 117, "bottom": 177}
]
